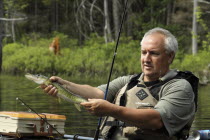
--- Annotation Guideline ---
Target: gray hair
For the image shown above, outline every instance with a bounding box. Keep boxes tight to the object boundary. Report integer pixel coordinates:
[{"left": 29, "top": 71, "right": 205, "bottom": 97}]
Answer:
[{"left": 140, "top": 27, "right": 178, "bottom": 54}]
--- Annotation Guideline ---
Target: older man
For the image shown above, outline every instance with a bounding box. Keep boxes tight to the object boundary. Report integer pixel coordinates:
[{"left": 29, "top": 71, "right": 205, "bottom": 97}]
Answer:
[{"left": 41, "top": 27, "right": 196, "bottom": 140}]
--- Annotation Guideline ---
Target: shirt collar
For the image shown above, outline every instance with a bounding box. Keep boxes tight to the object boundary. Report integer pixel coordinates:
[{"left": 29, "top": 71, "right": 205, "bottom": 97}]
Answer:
[{"left": 159, "top": 69, "right": 178, "bottom": 81}]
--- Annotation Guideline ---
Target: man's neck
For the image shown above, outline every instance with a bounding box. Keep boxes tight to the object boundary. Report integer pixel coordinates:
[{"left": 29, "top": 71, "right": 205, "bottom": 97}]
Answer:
[{"left": 143, "top": 70, "right": 170, "bottom": 82}]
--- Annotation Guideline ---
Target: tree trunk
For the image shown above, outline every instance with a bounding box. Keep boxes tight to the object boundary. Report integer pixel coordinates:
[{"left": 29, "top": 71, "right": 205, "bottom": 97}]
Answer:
[
  {"left": 51, "top": 0, "right": 58, "bottom": 31},
  {"left": 126, "top": 1, "right": 133, "bottom": 37},
  {"left": 65, "top": 0, "right": 68, "bottom": 20},
  {"left": 192, "top": 0, "right": 198, "bottom": 55},
  {"left": 166, "top": 2, "right": 171, "bottom": 25},
  {"left": 55, "top": 0, "right": 59, "bottom": 30},
  {"left": 11, "top": 20, "right": 15, "bottom": 42},
  {"left": 104, "top": 0, "right": 112, "bottom": 43},
  {"left": 0, "top": 0, "right": 4, "bottom": 72},
  {"left": 113, "top": 0, "right": 120, "bottom": 40},
  {"left": 150, "top": 4, "right": 154, "bottom": 24},
  {"left": 34, "top": 0, "right": 37, "bottom": 32}
]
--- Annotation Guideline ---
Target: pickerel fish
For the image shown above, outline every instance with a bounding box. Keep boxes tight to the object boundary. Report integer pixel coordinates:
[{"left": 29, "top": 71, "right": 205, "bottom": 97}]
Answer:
[{"left": 25, "top": 73, "right": 87, "bottom": 111}]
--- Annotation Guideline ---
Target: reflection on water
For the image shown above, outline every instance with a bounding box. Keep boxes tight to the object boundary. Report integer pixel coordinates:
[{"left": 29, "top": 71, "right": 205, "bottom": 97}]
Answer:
[
  {"left": 0, "top": 74, "right": 99, "bottom": 137},
  {"left": 1, "top": 74, "right": 210, "bottom": 137},
  {"left": 191, "top": 85, "right": 210, "bottom": 132}
]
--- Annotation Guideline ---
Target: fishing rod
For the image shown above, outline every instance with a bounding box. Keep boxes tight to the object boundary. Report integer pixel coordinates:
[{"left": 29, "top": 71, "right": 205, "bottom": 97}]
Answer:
[
  {"left": 93, "top": 0, "right": 128, "bottom": 140},
  {"left": 16, "top": 97, "right": 63, "bottom": 138}
]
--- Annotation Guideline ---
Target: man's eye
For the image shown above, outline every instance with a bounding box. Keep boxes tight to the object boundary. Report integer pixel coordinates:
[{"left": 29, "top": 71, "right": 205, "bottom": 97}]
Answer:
[
  {"left": 141, "top": 51, "right": 147, "bottom": 55},
  {"left": 141, "top": 51, "right": 160, "bottom": 56},
  {"left": 151, "top": 52, "right": 160, "bottom": 56}
]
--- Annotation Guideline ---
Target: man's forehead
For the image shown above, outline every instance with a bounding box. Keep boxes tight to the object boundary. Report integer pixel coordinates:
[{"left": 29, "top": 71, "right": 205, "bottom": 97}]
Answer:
[
  {"left": 141, "top": 34, "right": 165, "bottom": 50},
  {"left": 142, "top": 33, "right": 165, "bottom": 42},
  {"left": 141, "top": 43, "right": 165, "bottom": 51},
  {"left": 140, "top": 48, "right": 166, "bottom": 53}
]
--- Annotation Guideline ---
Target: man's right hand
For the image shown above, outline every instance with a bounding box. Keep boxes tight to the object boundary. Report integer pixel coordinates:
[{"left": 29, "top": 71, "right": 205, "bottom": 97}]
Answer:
[{"left": 40, "top": 76, "right": 64, "bottom": 96}]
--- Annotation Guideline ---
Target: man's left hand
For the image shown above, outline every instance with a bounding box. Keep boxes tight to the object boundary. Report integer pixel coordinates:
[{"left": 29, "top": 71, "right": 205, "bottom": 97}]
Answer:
[{"left": 81, "top": 99, "right": 113, "bottom": 116}]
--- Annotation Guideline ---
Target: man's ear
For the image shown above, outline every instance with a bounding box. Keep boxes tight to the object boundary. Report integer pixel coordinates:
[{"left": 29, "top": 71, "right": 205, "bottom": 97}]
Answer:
[{"left": 168, "top": 52, "right": 175, "bottom": 64}]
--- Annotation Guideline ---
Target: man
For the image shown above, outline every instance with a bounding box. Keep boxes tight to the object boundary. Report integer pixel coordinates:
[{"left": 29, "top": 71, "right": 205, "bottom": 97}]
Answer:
[{"left": 41, "top": 27, "right": 196, "bottom": 139}]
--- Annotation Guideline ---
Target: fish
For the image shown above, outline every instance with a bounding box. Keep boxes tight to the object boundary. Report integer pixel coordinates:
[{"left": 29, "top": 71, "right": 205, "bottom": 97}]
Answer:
[{"left": 25, "top": 73, "right": 88, "bottom": 111}]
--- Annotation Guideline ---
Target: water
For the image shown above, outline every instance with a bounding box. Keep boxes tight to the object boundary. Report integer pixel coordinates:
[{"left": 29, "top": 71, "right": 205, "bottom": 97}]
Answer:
[
  {"left": 0, "top": 74, "right": 210, "bottom": 138},
  {"left": 191, "top": 85, "right": 210, "bottom": 131},
  {"left": 0, "top": 74, "right": 100, "bottom": 138}
]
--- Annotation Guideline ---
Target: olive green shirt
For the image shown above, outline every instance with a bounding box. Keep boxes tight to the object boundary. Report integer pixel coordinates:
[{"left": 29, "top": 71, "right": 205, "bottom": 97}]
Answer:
[{"left": 97, "top": 70, "right": 195, "bottom": 136}]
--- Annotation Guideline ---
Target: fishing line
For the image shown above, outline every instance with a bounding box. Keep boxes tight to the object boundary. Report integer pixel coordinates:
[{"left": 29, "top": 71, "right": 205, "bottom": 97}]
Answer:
[
  {"left": 93, "top": 0, "right": 128, "bottom": 139},
  {"left": 16, "top": 97, "right": 63, "bottom": 138}
]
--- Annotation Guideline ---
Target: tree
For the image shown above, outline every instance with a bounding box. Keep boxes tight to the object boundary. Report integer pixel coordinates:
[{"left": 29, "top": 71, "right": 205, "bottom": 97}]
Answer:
[
  {"left": 166, "top": 1, "right": 175, "bottom": 25},
  {"left": 104, "top": 0, "right": 112, "bottom": 43},
  {"left": 0, "top": 0, "right": 4, "bottom": 72},
  {"left": 51, "top": 0, "right": 59, "bottom": 31},
  {"left": 113, "top": 0, "right": 120, "bottom": 40},
  {"left": 192, "top": 0, "right": 198, "bottom": 55},
  {"left": 74, "top": 0, "right": 104, "bottom": 42}
]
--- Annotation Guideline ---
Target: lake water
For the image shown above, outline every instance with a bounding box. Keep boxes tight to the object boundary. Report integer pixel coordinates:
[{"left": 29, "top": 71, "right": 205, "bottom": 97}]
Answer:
[
  {"left": 0, "top": 74, "right": 100, "bottom": 138},
  {"left": 0, "top": 74, "right": 210, "bottom": 138}
]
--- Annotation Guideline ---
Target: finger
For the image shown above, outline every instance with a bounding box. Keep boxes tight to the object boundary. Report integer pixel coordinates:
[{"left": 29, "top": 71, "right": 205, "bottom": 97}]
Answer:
[
  {"left": 43, "top": 85, "right": 52, "bottom": 93},
  {"left": 88, "top": 98, "right": 93, "bottom": 102},
  {"left": 49, "top": 87, "right": 58, "bottom": 96},
  {"left": 49, "top": 76, "right": 58, "bottom": 82},
  {"left": 87, "top": 98, "right": 98, "bottom": 103},
  {"left": 43, "top": 85, "right": 57, "bottom": 96},
  {"left": 48, "top": 86, "right": 57, "bottom": 96},
  {"left": 80, "top": 102, "right": 92, "bottom": 107},
  {"left": 88, "top": 98, "right": 102, "bottom": 102},
  {"left": 40, "top": 84, "right": 47, "bottom": 89}
]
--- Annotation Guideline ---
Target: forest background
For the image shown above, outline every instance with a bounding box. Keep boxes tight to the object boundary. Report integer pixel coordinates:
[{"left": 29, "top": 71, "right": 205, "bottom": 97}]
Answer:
[{"left": 0, "top": 0, "right": 210, "bottom": 83}]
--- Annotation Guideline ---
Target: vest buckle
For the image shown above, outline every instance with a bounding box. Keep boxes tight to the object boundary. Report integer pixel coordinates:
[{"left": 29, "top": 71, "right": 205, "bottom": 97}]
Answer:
[
  {"left": 105, "top": 121, "right": 126, "bottom": 127},
  {"left": 118, "top": 121, "right": 125, "bottom": 127}
]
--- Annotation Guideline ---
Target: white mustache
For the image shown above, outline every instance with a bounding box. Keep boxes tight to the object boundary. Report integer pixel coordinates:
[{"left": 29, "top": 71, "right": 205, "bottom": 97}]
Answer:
[{"left": 143, "top": 63, "right": 152, "bottom": 67}]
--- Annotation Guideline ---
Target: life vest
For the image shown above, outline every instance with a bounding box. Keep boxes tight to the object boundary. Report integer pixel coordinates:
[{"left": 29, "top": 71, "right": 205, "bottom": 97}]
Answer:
[{"left": 100, "top": 70, "right": 199, "bottom": 140}]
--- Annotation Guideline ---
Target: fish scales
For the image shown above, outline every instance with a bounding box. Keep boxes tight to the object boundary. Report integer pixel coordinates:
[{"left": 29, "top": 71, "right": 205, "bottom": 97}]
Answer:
[{"left": 25, "top": 73, "right": 87, "bottom": 111}]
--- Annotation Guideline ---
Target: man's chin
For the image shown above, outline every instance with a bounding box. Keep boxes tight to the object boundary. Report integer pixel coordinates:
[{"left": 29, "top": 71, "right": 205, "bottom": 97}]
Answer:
[
  {"left": 144, "top": 73, "right": 154, "bottom": 77},
  {"left": 143, "top": 71, "right": 158, "bottom": 78},
  {"left": 143, "top": 70, "right": 154, "bottom": 76}
]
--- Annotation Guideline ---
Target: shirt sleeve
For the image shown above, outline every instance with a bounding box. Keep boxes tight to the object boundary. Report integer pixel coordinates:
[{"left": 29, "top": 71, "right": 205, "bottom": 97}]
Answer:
[
  {"left": 154, "top": 79, "right": 195, "bottom": 136},
  {"left": 97, "top": 75, "right": 131, "bottom": 102}
]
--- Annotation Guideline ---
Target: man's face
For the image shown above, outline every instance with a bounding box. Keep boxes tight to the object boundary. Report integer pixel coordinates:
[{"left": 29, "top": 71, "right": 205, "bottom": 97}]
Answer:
[{"left": 141, "top": 33, "right": 173, "bottom": 81}]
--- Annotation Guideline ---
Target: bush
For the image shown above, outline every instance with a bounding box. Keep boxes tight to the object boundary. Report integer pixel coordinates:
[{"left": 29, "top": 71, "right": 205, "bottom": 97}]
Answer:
[{"left": 2, "top": 33, "right": 210, "bottom": 78}]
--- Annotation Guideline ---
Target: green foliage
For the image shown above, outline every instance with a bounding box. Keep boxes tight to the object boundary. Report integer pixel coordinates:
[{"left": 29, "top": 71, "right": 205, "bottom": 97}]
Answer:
[
  {"left": 2, "top": 36, "right": 140, "bottom": 77},
  {"left": 170, "top": 50, "right": 210, "bottom": 77},
  {"left": 3, "top": 43, "right": 54, "bottom": 74},
  {"left": 196, "top": 7, "right": 210, "bottom": 52},
  {"left": 2, "top": 32, "right": 210, "bottom": 79},
  {"left": 2, "top": 43, "right": 25, "bottom": 57},
  {"left": 196, "top": 7, "right": 208, "bottom": 31},
  {"left": 52, "top": 31, "right": 78, "bottom": 48},
  {"left": 1, "top": 0, "right": 210, "bottom": 81},
  {"left": 184, "top": 51, "right": 210, "bottom": 72},
  {"left": 114, "top": 38, "right": 141, "bottom": 75}
]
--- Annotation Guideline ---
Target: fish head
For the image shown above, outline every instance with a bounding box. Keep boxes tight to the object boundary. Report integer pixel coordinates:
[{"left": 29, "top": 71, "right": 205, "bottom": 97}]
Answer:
[{"left": 25, "top": 73, "right": 48, "bottom": 84}]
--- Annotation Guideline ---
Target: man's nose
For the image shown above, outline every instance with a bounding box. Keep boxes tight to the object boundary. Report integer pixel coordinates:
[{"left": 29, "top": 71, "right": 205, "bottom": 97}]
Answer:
[{"left": 144, "top": 53, "right": 151, "bottom": 62}]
